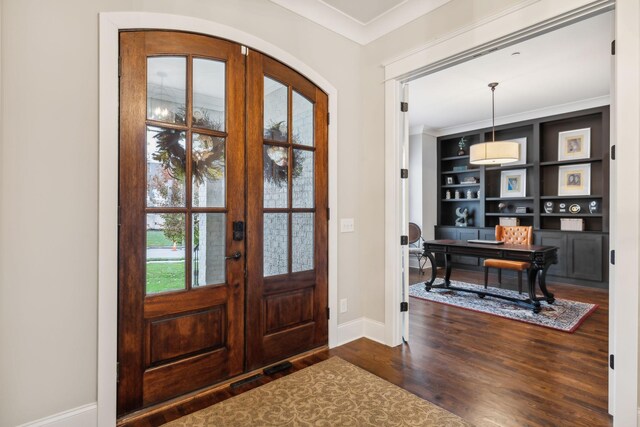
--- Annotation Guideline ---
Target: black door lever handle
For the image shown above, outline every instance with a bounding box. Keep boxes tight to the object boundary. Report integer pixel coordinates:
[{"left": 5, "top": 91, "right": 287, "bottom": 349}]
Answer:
[{"left": 225, "top": 251, "right": 242, "bottom": 260}]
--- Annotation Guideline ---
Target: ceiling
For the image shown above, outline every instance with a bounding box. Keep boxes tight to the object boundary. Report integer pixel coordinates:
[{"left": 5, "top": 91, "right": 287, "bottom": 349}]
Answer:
[
  {"left": 408, "top": 11, "right": 612, "bottom": 136},
  {"left": 269, "top": 0, "right": 451, "bottom": 45}
]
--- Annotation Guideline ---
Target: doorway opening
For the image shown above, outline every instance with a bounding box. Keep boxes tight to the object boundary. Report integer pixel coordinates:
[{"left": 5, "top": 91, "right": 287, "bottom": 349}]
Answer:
[{"left": 387, "top": 4, "right": 613, "bottom": 424}]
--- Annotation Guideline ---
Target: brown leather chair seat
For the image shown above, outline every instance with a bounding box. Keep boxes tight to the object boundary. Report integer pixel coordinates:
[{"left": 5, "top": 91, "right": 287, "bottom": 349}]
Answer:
[
  {"left": 483, "top": 225, "right": 533, "bottom": 293},
  {"left": 483, "top": 259, "right": 529, "bottom": 270}
]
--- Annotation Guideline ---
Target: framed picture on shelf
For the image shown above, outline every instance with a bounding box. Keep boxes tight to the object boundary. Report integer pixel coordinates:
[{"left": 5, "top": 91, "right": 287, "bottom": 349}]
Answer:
[
  {"left": 511, "top": 137, "right": 527, "bottom": 165},
  {"left": 445, "top": 176, "right": 455, "bottom": 185},
  {"left": 500, "top": 169, "right": 526, "bottom": 198},
  {"left": 558, "top": 128, "right": 591, "bottom": 161},
  {"left": 558, "top": 163, "right": 591, "bottom": 196}
]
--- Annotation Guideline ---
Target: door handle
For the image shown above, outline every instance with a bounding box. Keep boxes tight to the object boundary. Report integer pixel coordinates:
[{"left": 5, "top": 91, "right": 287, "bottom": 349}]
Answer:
[{"left": 225, "top": 251, "right": 242, "bottom": 261}]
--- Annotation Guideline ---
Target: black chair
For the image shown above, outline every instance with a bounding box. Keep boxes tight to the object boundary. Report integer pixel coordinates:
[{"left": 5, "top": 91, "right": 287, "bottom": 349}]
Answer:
[{"left": 408, "top": 222, "right": 427, "bottom": 275}]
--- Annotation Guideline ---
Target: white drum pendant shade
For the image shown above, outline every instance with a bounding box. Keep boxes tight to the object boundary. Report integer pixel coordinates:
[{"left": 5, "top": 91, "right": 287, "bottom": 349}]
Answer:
[
  {"left": 470, "top": 82, "right": 520, "bottom": 165},
  {"left": 470, "top": 141, "right": 519, "bottom": 165}
]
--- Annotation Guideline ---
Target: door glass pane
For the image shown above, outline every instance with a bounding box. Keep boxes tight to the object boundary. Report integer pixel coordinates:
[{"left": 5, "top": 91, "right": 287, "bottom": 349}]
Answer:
[
  {"left": 292, "top": 91, "right": 313, "bottom": 147},
  {"left": 264, "top": 145, "right": 288, "bottom": 208},
  {"left": 147, "top": 126, "right": 186, "bottom": 207},
  {"left": 192, "top": 213, "right": 226, "bottom": 287},
  {"left": 146, "top": 213, "right": 186, "bottom": 294},
  {"left": 292, "top": 213, "right": 314, "bottom": 272},
  {"left": 193, "top": 58, "right": 225, "bottom": 131},
  {"left": 292, "top": 149, "right": 314, "bottom": 208},
  {"left": 263, "top": 77, "right": 288, "bottom": 142},
  {"left": 192, "top": 133, "right": 225, "bottom": 207},
  {"left": 147, "top": 57, "right": 186, "bottom": 124},
  {"left": 264, "top": 213, "right": 288, "bottom": 277}
]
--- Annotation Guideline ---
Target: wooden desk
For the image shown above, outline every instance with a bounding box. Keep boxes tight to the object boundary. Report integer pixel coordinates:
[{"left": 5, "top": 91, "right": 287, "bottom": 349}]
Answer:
[{"left": 422, "top": 239, "right": 558, "bottom": 313}]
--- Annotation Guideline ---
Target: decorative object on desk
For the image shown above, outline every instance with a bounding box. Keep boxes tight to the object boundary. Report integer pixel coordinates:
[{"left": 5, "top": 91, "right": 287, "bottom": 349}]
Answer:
[
  {"left": 470, "top": 83, "right": 519, "bottom": 165},
  {"left": 455, "top": 207, "right": 469, "bottom": 227},
  {"left": 558, "top": 203, "right": 567, "bottom": 213},
  {"left": 558, "top": 128, "right": 591, "bottom": 161},
  {"left": 445, "top": 176, "right": 455, "bottom": 185},
  {"left": 466, "top": 190, "right": 473, "bottom": 199},
  {"left": 589, "top": 200, "right": 599, "bottom": 213},
  {"left": 558, "top": 163, "right": 591, "bottom": 196},
  {"left": 452, "top": 165, "right": 468, "bottom": 171},
  {"left": 409, "top": 281, "right": 597, "bottom": 333},
  {"left": 569, "top": 204, "right": 581, "bottom": 214},
  {"left": 457, "top": 137, "right": 467, "bottom": 156},
  {"left": 498, "top": 202, "right": 507, "bottom": 212},
  {"left": 544, "top": 201, "right": 554, "bottom": 214},
  {"left": 454, "top": 190, "right": 461, "bottom": 199},
  {"left": 515, "top": 206, "right": 528, "bottom": 214},
  {"left": 500, "top": 168, "right": 527, "bottom": 198},
  {"left": 445, "top": 190, "right": 451, "bottom": 200},
  {"left": 499, "top": 217, "right": 520, "bottom": 226},
  {"left": 561, "top": 218, "right": 585, "bottom": 231},
  {"left": 164, "top": 357, "right": 472, "bottom": 427},
  {"left": 461, "top": 176, "right": 478, "bottom": 184},
  {"left": 511, "top": 137, "right": 528, "bottom": 165}
]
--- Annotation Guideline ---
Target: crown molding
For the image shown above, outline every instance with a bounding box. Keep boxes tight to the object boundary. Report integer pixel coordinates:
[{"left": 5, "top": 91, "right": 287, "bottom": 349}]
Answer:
[{"left": 269, "top": 0, "right": 451, "bottom": 45}]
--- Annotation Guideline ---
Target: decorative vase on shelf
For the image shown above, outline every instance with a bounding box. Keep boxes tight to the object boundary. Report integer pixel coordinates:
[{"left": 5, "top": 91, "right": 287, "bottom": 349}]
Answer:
[
  {"left": 457, "top": 137, "right": 467, "bottom": 156},
  {"left": 544, "top": 201, "right": 554, "bottom": 214},
  {"left": 454, "top": 190, "right": 461, "bottom": 199},
  {"left": 445, "top": 190, "right": 451, "bottom": 200},
  {"left": 466, "top": 190, "right": 473, "bottom": 199}
]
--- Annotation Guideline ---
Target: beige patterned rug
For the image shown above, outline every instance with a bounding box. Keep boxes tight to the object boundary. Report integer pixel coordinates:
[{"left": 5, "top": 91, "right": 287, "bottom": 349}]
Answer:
[{"left": 164, "top": 357, "right": 471, "bottom": 426}]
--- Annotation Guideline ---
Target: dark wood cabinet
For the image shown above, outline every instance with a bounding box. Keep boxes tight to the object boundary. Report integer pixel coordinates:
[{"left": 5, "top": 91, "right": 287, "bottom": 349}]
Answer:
[{"left": 434, "top": 106, "right": 610, "bottom": 289}]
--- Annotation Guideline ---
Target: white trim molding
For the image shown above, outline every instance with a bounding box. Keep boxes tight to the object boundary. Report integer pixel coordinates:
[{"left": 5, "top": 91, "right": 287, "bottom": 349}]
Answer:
[
  {"left": 337, "top": 317, "right": 386, "bottom": 346},
  {"left": 99, "top": 12, "right": 339, "bottom": 427},
  {"left": 269, "top": 0, "right": 451, "bottom": 45},
  {"left": 17, "top": 404, "right": 97, "bottom": 427}
]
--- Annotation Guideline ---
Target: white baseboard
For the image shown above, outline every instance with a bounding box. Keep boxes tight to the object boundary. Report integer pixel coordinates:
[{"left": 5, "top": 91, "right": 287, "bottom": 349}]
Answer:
[
  {"left": 17, "top": 403, "right": 97, "bottom": 427},
  {"left": 337, "top": 317, "right": 387, "bottom": 346},
  {"left": 363, "top": 318, "right": 386, "bottom": 344},
  {"left": 336, "top": 318, "right": 364, "bottom": 346}
]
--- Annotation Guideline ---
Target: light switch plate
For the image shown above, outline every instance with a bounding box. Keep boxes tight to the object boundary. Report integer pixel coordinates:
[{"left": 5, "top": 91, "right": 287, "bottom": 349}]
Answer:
[{"left": 340, "top": 218, "right": 355, "bottom": 233}]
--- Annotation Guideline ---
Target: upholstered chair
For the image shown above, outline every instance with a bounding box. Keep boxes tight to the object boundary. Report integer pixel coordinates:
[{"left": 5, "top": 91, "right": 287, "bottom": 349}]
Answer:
[{"left": 483, "top": 225, "right": 533, "bottom": 293}]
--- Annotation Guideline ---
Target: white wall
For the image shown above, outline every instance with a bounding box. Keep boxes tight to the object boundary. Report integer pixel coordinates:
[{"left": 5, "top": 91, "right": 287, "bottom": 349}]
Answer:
[
  {"left": 408, "top": 135, "right": 423, "bottom": 229},
  {"left": 422, "top": 133, "right": 437, "bottom": 241},
  {"left": 408, "top": 131, "right": 437, "bottom": 269},
  {"left": 0, "top": 1, "right": 363, "bottom": 425}
]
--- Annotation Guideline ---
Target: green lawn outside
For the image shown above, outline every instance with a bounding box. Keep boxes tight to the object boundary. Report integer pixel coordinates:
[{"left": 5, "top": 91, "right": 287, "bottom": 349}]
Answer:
[
  {"left": 146, "top": 261, "right": 185, "bottom": 294},
  {"left": 147, "top": 229, "right": 175, "bottom": 248}
]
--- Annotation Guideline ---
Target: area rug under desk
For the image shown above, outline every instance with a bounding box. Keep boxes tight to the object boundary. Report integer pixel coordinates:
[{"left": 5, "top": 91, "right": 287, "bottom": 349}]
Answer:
[
  {"left": 410, "top": 281, "right": 597, "bottom": 333},
  {"left": 163, "top": 357, "right": 471, "bottom": 426}
]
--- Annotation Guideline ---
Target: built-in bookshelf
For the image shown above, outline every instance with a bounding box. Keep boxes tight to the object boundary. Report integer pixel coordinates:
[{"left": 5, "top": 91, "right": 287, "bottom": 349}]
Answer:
[{"left": 435, "top": 106, "right": 610, "bottom": 288}]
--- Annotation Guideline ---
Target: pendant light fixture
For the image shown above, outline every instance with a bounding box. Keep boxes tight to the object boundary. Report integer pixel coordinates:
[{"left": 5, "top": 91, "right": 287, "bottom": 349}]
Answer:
[{"left": 470, "top": 82, "right": 519, "bottom": 165}]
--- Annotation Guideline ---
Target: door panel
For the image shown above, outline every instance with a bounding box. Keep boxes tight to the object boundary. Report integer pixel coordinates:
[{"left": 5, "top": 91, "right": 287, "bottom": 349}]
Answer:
[
  {"left": 246, "top": 52, "right": 328, "bottom": 370},
  {"left": 118, "top": 31, "right": 245, "bottom": 415}
]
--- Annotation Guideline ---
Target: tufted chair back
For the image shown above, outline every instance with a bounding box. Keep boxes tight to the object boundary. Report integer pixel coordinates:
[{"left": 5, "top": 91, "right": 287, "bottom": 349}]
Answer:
[{"left": 495, "top": 225, "right": 532, "bottom": 246}]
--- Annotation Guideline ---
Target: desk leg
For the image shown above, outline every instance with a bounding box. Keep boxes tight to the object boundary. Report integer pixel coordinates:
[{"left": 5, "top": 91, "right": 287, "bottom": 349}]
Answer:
[
  {"left": 538, "top": 263, "right": 555, "bottom": 304},
  {"left": 444, "top": 254, "right": 452, "bottom": 287},
  {"left": 527, "top": 268, "right": 542, "bottom": 313},
  {"left": 424, "top": 252, "right": 437, "bottom": 289}
]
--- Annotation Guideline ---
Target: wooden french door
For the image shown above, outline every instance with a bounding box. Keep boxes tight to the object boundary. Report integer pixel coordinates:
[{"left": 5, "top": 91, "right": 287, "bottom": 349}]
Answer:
[
  {"left": 118, "top": 31, "right": 327, "bottom": 415},
  {"left": 245, "top": 52, "right": 328, "bottom": 370}
]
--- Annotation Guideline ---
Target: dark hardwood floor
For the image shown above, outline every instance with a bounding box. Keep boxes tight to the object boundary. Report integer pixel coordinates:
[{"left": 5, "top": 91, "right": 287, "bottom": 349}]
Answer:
[{"left": 121, "top": 267, "right": 610, "bottom": 427}]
